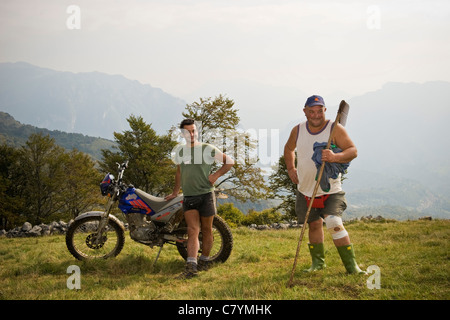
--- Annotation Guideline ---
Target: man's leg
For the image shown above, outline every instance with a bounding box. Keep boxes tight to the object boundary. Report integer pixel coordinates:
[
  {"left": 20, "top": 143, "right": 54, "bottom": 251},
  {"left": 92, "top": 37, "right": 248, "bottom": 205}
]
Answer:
[
  {"left": 323, "top": 212, "right": 366, "bottom": 275},
  {"left": 184, "top": 209, "right": 201, "bottom": 259},
  {"left": 303, "top": 218, "right": 326, "bottom": 272},
  {"left": 321, "top": 192, "right": 365, "bottom": 274},
  {"left": 197, "top": 192, "right": 216, "bottom": 271},
  {"left": 200, "top": 215, "right": 214, "bottom": 256},
  {"left": 308, "top": 218, "right": 324, "bottom": 244},
  {"left": 323, "top": 214, "right": 350, "bottom": 246},
  {"left": 177, "top": 209, "right": 200, "bottom": 279},
  {"left": 295, "top": 191, "right": 326, "bottom": 272}
]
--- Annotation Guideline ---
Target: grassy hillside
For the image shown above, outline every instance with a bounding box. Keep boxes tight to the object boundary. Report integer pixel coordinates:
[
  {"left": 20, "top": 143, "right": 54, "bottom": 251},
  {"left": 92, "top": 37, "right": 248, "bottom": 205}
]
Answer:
[
  {"left": 0, "top": 111, "right": 115, "bottom": 161},
  {"left": 0, "top": 219, "right": 448, "bottom": 300}
]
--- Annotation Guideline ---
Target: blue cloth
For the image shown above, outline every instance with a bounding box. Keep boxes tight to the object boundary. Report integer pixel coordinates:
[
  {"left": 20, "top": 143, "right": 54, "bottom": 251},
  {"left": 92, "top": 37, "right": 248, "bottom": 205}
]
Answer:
[{"left": 312, "top": 142, "right": 350, "bottom": 192}]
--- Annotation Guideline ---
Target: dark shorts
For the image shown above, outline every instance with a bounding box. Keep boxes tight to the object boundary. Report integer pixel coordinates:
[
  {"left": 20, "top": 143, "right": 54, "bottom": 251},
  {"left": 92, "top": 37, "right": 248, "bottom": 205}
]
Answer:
[
  {"left": 183, "top": 192, "right": 216, "bottom": 217},
  {"left": 295, "top": 190, "right": 347, "bottom": 224}
]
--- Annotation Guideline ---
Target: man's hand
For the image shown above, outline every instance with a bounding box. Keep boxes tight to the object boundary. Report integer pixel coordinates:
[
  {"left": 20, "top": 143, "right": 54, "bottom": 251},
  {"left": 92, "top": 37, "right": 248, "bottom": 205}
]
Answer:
[
  {"left": 164, "top": 193, "right": 178, "bottom": 201},
  {"left": 321, "top": 149, "right": 337, "bottom": 163},
  {"left": 208, "top": 172, "right": 219, "bottom": 186},
  {"left": 209, "top": 152, "right": 234, "bottom": 186},
  {"left": 287, "top": 168, "right": 299, "bottom": 184}
]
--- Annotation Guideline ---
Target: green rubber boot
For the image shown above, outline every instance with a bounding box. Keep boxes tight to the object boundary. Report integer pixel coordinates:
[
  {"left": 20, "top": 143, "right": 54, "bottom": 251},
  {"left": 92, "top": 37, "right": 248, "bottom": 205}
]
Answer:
[
  {"left": 336, "top": 244, "right": 367, "bottom": 274},
  {"left": 303, "top": 243, "right": 326, "bottom": 272}
]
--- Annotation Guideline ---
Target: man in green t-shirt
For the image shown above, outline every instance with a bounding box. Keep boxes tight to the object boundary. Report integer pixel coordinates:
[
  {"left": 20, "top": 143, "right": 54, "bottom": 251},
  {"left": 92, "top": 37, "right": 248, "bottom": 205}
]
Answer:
[{"left": 166, "top": 119, "right": 234, "bottom": 279}]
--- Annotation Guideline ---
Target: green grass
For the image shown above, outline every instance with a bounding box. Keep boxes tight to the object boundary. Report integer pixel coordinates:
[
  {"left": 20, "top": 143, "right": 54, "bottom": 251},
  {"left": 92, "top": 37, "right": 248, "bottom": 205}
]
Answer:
[{"left": 0, "top": 219, "right": 448, "bottom": 300}]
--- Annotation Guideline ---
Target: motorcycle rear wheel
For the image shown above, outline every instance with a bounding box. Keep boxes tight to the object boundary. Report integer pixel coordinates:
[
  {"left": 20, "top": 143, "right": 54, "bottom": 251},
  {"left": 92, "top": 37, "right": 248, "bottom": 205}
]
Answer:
[
  {"left": 176, "top": 215, "right": 233, "bottom": 263},
  {"left": 66, "top": 216, "right": 125, "bottom": 260}
]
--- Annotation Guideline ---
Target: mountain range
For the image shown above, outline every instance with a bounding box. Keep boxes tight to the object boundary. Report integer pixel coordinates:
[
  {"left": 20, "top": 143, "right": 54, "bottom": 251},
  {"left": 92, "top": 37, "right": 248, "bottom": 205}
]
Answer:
[
  {"left": 0, "top": 62, "right": 186, "bottom": 139},
  {"left": 342, "top": 81, "right": 450, "bottom": 219},
  {"left": 1, "top": 61, "right": 449, "bottom": 220}
]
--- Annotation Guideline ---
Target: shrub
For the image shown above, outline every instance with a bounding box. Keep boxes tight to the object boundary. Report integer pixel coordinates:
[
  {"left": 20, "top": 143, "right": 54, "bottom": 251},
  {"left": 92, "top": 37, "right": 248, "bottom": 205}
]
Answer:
[
  {"left": 242, "top": 208, "right": 283, "bottom": 226},
  {"left": 217, "top": 204, "right": 284, "bottom": 227},
  {"left": 217, "top": 203, "right": 246, "bottom": 228}
]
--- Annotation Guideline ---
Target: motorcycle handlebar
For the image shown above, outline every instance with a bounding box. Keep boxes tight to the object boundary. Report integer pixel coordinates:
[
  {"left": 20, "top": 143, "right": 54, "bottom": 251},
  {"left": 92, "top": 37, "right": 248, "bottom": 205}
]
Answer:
[
  {"left": 116, "top": 161, "right": 129, "bottom": 170},
  {"left": 116, "top": 160, "right": 129, "bottom": 182}
]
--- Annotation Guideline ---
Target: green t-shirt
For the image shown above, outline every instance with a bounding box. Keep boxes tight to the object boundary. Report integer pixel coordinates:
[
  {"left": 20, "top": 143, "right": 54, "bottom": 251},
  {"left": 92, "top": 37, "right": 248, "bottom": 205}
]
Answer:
[{"left": 173, "top": 143, "right": 221, "bottom": 196}]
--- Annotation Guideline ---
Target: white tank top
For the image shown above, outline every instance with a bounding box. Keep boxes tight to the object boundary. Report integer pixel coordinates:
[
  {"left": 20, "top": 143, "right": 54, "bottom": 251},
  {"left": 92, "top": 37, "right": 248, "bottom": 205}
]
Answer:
[{"left": 296, "top": 120, "right": 342, "bottom": 197}]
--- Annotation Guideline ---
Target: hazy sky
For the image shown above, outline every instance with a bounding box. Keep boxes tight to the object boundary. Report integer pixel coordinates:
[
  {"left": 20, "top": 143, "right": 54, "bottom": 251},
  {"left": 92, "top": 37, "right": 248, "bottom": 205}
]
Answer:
[{"left": 1, "top": 0, "right": 450, "bottom": 124}]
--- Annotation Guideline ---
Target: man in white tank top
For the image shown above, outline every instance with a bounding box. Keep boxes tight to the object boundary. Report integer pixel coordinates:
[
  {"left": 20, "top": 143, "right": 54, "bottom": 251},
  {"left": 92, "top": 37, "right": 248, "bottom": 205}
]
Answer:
[{"left": 284, "top": 95, "right": 366, "bottom": 274}]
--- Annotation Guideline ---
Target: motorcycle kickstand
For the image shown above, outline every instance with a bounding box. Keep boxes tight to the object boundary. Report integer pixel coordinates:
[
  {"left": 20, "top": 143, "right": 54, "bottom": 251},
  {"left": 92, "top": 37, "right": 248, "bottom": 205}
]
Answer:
[{"left": 153, "top": 245, "right": 164, "bottom": 266}]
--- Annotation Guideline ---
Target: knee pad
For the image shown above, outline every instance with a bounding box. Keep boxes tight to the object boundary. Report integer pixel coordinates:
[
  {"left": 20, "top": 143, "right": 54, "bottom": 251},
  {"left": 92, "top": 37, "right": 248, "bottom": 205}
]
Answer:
[{"left": 324, "top": 215, "right": 348, "bottom": 240}]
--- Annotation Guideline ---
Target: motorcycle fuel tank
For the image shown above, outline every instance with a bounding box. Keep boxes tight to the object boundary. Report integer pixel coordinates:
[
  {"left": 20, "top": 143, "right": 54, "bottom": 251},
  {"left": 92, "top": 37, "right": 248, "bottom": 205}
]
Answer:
[
  {"left": 118, "top": 187, "right": 154, "bottom": 216},
  {"left": 119, "top": 187, "right": 183, "bottom": 223}
]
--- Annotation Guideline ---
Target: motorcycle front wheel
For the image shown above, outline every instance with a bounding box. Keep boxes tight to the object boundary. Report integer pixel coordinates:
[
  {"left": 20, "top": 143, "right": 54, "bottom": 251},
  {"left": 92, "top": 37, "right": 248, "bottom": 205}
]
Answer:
[
  {"left": 66, "top": 216, "right": 125, "bottom": 260},
  {"left": 175, "top": 215, "right": 233, "bottom": 263}
]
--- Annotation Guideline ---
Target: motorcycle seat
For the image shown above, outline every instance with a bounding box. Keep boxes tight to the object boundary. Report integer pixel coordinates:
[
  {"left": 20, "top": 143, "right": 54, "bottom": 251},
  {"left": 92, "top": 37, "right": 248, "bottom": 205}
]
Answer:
[{"left": 135, "top": 189, "right": 182, "bottom": 213}]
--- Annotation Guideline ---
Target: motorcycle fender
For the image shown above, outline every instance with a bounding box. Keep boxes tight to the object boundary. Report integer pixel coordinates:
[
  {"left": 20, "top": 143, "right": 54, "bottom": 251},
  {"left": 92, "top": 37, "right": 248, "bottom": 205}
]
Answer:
[{"left": 74, "top": 211, "right": 125, "bottom": 231}]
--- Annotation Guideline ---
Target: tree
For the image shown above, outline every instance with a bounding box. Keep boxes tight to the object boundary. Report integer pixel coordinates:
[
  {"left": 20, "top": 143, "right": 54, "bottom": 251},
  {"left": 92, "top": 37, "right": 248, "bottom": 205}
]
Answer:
[
  {"left": 0, "top": 134, "right": 108, "bottom": 227},
  {"left": 268, "top": 155, "right": 297, "bottom": 220},
  {"left": 62, "top": 149, "right": 103, "bottom": 218},
  {"left": 100, "top": 115, "right": 177, "bottom": 196},
  {"left": 183, "top": 95, "right": 239, "bottom": 134},
  {"left": 18, "top": 133, "right": 67, "bottom": 224},
  {"left": 0, "top": 144, "right": 26, "bottom": 229},
  {"left": 182, "top": 95, "right": 270, "bottom": 201}
]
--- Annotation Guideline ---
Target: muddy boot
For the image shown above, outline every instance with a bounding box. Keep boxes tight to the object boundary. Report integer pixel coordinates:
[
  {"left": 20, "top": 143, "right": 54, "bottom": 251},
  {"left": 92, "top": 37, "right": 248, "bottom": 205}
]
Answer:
[
  {"left": 303, "top": 243, "right": 326, "bottom": 272},
  {"left": 336, "top": 244, "right": 367, "bottom": 274},
  {"left": 176, "top": 261, "right": 198, "bottom": 279},
  {"left": 197, "top": 256, "right": 212, "bottom": 271}
]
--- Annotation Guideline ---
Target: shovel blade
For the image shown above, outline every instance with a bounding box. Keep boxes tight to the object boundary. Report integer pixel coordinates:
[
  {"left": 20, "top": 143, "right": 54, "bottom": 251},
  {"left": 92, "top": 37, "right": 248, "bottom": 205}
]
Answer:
[{"left": 338, "top": 100, "right": 350, "bottom": 127}]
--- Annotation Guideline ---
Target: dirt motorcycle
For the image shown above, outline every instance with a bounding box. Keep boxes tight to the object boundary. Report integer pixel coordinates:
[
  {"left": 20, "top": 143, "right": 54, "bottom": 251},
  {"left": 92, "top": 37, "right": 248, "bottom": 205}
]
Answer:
[{"left": 65, "top": 161, "right": 233, "bottom": 265}]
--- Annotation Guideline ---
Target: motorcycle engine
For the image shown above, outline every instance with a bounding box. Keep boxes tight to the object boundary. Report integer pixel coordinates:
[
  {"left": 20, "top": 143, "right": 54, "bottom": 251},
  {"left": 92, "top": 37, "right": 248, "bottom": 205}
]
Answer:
[{"left": 126, "top": 213, "right": 157, "bottom": 243}]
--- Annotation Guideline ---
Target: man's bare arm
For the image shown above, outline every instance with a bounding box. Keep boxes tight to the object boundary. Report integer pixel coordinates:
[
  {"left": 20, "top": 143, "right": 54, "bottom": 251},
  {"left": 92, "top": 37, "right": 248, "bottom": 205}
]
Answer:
[
  {"left": 284, "top": 125, "right": 299, "bottom": 184},
  {"left": 209, "top": 152, "right": 234, "bottom": 185},
  {"left": 322, "top": 123, "right": 357, "bottom": 163}
]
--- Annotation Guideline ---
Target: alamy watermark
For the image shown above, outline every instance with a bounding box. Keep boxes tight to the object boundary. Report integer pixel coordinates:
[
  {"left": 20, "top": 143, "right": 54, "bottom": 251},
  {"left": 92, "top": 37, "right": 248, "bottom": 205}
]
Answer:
[
  {"left": 66, "top": 5, "right": 81, "bottom": 30},
  {"left": 366, "top": 265, "right": 381, "bottom": 289},
  {"left": 66, "top": 265, "right": 81, "bottom": 290},
  {"left": 170, "top": 121, "right": 280, "bottom": 168},
  {"left": 367, "top": 5, "right": 381, "bottom": 30}
]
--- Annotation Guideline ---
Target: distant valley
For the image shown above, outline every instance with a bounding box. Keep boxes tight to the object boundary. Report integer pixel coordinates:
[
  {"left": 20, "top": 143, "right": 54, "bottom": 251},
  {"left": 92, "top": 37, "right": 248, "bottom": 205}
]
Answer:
[{"left": 0, "top": 111, "right": 115, "bottom": 161}]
